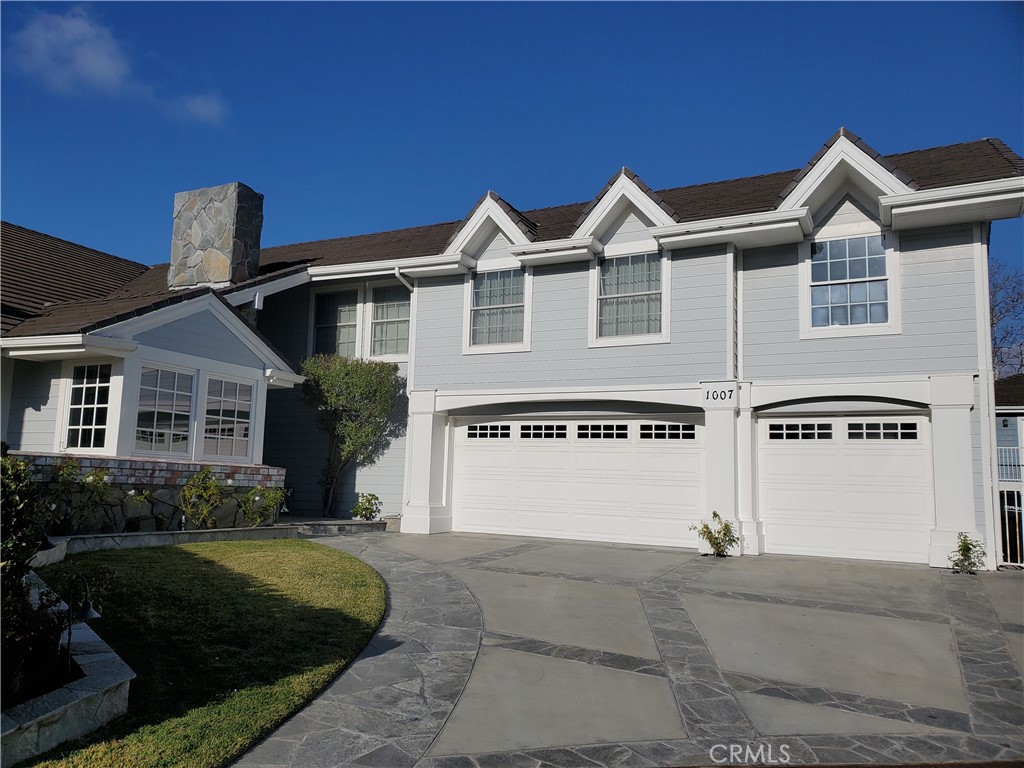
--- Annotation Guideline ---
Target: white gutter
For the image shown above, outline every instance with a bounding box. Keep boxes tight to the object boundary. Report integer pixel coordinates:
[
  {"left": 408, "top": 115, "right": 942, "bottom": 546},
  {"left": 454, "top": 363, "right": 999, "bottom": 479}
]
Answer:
[
  {"left": 265, "top": 368, "right": 305, "bottom": 389},
  {"left": 308, "top": 253, "right": 475, "bottom": 281},
  {"left": 650, "top": 208, "right": 813, "bottom": 250},
  {"left": 224, "top": 270, "right": 311, "bottom": 306},
  {"left": 879, "top": 177, "right": 1024, "bottom": 229},
  {"left": 0, "top": 334, "right": 138, "bottom": 359},
  {"left": 394, "top": 267, "right": 415, "bottom": 292}
]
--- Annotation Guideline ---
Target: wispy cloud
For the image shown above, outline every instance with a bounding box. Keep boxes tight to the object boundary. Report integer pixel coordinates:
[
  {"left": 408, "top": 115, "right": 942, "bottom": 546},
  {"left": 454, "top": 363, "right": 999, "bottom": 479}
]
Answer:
[{"left": 7, "top": 7, "right": 228, "bottom": 125}]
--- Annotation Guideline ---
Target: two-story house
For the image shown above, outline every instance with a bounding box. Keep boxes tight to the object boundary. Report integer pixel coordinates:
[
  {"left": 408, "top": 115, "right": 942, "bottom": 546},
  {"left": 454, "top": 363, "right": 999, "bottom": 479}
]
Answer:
[{"left": 3, "top": 129, "right": 1022, "bottom": 568}]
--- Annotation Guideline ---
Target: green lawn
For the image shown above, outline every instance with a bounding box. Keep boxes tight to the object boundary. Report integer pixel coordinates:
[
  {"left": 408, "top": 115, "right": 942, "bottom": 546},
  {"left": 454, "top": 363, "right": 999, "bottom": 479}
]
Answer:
[{"left": 32, "top": 539, "right": 386, "bottom": 768}]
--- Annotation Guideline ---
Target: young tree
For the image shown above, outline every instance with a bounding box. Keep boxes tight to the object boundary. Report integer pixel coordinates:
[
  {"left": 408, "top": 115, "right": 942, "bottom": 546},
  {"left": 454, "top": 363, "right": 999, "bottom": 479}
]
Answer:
[
  {"left": 300, "top": 355, "right": 404, "bottom": 516},
  {"left": 991, "top": 257, "right": 1024, "bottom": 378}
]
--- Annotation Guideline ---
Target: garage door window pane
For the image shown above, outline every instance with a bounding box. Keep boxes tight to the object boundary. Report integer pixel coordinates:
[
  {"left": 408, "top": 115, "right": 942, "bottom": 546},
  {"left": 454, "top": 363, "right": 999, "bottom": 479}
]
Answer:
[
  {"left": 768, "top": 423, "right": 832, "bottom": 440},
  {"left": 467, "top": 424, "right": 511, "bottom": 439},
  {"left": 849, "top": 422, "right": 918, "bottom": 440},
  {"left": 578, "top": 424, "right": 629, "bottom": 439},
  {"left": 640, "top": 424, "right": 696, "bottom": 440},
  {"left": 520, "top": 424, "right": 567, "bottom": 439}
]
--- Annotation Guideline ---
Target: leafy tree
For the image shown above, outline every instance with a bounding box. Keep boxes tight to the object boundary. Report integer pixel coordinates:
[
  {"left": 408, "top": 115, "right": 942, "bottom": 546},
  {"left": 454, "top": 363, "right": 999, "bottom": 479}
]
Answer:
[
  {"left": 300, "top": 355, "right": 404, "bottom": 516},
  {"left": 991, "top": 257, "right": 1024, "bottom": 378}
]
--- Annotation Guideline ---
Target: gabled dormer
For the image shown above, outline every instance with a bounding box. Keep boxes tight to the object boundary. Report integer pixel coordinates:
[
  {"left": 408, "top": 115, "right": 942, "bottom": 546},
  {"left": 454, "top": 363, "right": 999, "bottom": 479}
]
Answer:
[{"left": 443, "top": 190, "right": 536, "bottom": 263}]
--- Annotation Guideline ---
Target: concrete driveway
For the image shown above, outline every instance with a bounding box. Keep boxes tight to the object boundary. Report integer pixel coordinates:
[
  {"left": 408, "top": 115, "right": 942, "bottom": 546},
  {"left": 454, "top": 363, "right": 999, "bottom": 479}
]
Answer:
[{"left": 238, "top": 533, "right": 1024, "bottom": 768}]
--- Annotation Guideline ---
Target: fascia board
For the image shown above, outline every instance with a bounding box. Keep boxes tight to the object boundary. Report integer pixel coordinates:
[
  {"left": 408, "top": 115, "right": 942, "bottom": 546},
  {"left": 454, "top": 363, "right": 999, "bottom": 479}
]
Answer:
[
  {"left": 574, "top": 176, "right": 677, "bottom": 239},
  {"left": 778, "top": 137, "right": 913, "bottom": 211},
  {"left": 879, "top": 178, "right": 1024, "bottom": 226},
  {"left": 443, "top": 197, "right": 533, "bottom": 257},
  {"left": 265, "top": 368, "right": 305, "bottom": 388},
  {"left": 653, "top": 210, "right": 811, "bottom": 251},
  {"left": 511, "top": 236, "right": 603, "bottom": 266},
  {"left": 224, "top": 271, "right": 311, "bottom": 306},
  {"left": 0, "top": 334, "right": 138, "bottom": 360},
  {"left": 308, "top": 254, "right": 473, "bottom": 281}
]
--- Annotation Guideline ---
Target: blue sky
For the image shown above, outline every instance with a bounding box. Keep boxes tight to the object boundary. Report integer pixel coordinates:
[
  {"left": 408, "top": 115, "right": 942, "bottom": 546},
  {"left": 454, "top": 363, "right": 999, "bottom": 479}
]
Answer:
[{"left": 2, "top": 2, "right": 1022, "bottom": 267}]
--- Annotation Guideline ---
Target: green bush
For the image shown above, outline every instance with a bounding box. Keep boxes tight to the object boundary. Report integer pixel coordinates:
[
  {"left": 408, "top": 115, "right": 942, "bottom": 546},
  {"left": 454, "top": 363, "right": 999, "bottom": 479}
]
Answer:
[
  {"left": 237, "top": 486, "right": 286, "bottom": 527},
  {"left": 1, "top": 454, "right": 63, "bottom": 704},
  {"left": 690, "top": 511, "right": 740, "bottom": 557},
  {"left": 351, "top": 492, "right": 382, "bottom": 521},
  {"left": 949, "top": 531, "right": 985, "bottom": 574},
  {"left": 179, "top": 467, "right": 224, "bottom": 530}
]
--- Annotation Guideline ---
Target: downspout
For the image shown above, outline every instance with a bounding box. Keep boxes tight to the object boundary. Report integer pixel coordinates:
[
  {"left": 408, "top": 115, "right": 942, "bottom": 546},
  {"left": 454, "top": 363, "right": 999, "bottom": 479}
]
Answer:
[{"left": 394, "top": 267, "right": 414, "bottom": 292}]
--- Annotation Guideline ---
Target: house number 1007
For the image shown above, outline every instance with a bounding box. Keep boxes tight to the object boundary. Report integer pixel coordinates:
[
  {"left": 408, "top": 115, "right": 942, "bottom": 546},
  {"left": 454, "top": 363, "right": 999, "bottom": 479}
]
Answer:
[{"left": 705, "top": 389, "right": 734, "bottom": 401}]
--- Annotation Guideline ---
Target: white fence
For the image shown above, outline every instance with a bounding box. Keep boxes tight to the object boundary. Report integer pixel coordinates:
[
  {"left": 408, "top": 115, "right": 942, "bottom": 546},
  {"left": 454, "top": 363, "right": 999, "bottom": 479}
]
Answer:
[{"left": 998, "top": 447, "right": 1022, "bottom": 482}]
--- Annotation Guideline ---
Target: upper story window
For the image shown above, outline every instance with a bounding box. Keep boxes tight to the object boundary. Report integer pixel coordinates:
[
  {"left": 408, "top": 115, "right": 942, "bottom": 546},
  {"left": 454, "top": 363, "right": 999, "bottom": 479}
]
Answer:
[
  {"left": 135, "top": 366, "right": 194, "bottom": 454},
  {"left": 589, "top": 251, "right": 670, "bottom": 348},
  {"left": 370, "top": 285, "right": 411, "bottom": 357},
  {"left": 314, "top": 290, "right": 359, "bottom": 356},
  {"left": 810, "top": 235, "right": 888, "bottom": 328},
  {"left": 66, "top": 363, "right": 111, "bottom": 449},
  {"left": 464, "top": 268, "right": 532, "bottom": 353},
  {"left": 599, "top": 253, "right": 662, "bottom": 337},
  {"left": 798, "top": 226, "right": 901, "bottom": 340}
]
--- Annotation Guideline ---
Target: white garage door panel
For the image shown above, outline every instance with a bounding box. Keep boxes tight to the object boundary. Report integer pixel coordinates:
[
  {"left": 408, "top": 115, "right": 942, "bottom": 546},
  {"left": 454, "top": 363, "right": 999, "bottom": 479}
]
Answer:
[
  {"left": 758, "top": 416, "right": 933, "bottom": 564},
  {"left": 454, "top": 417, "right": 705, "bottom": 547}
]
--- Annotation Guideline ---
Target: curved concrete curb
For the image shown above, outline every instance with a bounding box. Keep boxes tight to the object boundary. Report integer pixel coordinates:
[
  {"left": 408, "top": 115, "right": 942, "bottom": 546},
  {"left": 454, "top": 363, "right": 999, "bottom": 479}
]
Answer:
[{"left": 234, "top": 535, "right": 483, "bottom": 768}]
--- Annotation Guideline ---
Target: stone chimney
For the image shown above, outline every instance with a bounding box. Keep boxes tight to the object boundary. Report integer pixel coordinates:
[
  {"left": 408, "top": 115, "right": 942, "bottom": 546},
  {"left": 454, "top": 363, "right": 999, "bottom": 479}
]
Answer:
[{"left": 168, "top": 182, "right": 263, "bottom": 289}]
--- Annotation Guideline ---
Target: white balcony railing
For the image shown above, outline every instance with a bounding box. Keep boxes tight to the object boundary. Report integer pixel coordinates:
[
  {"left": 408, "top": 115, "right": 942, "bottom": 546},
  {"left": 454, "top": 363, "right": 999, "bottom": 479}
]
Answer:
[{"left": 998, "top": 447, "right": 1022, "bottom": 483}]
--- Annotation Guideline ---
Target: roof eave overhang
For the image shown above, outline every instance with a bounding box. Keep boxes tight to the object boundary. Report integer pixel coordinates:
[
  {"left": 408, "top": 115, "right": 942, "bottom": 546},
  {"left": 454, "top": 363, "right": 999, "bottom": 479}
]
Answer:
[
  {"left": 308, "top": 254, "right": 475, "bottom": 281},
  {"left": 880, "top": 178, "right": 1024, "bottom": 230},
  {"left": 265, "top": 368, "right": 305, "bottom": 389},
  {"left": 510, "top": 236, "right": 604, "bottom": 266},
  {"left": 224, "top": 270, "right": 311, "bottom": 307},
  {"left": 0, "top": 333, "right": 138, "bottom": 361},
  {"left": 651, "top": 208, "right": 813, "bottom": 251}
]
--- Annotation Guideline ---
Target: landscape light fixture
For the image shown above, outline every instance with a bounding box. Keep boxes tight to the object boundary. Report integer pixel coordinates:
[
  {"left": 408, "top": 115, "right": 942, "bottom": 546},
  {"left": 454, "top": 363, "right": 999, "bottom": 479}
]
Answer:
[
  {"left": 64, "top": 575, "right": 101, "bottom": 678},
  {"left": 36, "top": 523, "right": 55, "bottom": 552}
]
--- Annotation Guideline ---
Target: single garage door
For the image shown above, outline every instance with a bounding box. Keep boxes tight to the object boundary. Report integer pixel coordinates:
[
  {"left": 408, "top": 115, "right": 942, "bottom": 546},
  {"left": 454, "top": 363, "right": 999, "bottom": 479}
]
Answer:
[
  {"left": 453, "top": 416, "right": 706, "bottom": 547},
  {"left": 757, "top": 415, "right": 934, "bottom": 563}
]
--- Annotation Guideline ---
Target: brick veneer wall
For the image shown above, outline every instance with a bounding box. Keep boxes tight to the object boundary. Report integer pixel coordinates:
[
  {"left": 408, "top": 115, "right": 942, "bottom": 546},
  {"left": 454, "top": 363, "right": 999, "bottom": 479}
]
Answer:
[
  {"left": 10, "top": 452, "right": 287, "bottom": 533},
  {"left": 14, "top": 453, "right": 285, "bottom": 488}
]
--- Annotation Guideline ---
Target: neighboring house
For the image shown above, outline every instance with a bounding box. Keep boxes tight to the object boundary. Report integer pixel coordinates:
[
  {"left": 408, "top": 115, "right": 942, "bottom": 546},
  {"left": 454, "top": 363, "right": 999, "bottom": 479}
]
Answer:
[
  {"left": 995, "top": 374, "right": 1024, "bottom": 565},
  {"left": 3, "top": 130, "right": 1023, "bottom": 567},
  {"left": 0, "top": 192, "right": 303, "bottom": 476}
]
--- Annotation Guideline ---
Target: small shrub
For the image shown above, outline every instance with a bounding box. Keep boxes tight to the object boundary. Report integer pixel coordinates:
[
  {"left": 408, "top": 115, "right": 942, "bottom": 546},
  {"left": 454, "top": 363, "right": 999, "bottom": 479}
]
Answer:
[
  {"left": 1, "top": 454, "right": 63, "bottom": 703},
  {"left": 179, "top": 467, "right": 224, "bottom": 530},
  {"left": 48, "top": 456, "right": 84, "bottom": 534},
  {"left": 351, "top": 492, "right": 382, "bottom": 521},
  {"left": 690, "top": 511, "right": 740, "bottom": 557},
  {"left": 949, "top": 531, "right": 985, "bottom": 574},
  {"left": 238, "top": 486, "right": 286, "bottom": 527},
  {"left": 80, "top": 468, "right": 118, "bottom": 532}
]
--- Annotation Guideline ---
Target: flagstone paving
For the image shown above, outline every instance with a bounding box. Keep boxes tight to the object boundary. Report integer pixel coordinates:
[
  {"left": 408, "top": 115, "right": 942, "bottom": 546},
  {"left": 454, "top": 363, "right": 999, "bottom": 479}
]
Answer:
[{"left": 235, "top": 533, "right": 1024, "bottom": 768}]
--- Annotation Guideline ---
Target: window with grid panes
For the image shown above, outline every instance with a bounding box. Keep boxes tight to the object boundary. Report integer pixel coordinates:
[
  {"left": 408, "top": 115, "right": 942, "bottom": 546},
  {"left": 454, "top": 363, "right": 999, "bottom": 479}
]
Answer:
[
  {"left": 203, "top": 379, "right": 253, "bottom": 458},
  {"left": 314, "top": 291, "right": 359, "bottom": 356},
  {"left": 370, "top": 286, "right": 410, "bottom": 356},
  {"left": 810, "top": 235, "right": 888, "bottom": 328},
  {"left": 66, "top": 364, "right": 111, "bottom": 449},
  {"left": 471, "top": 269, "right": 524, "bottom": 345},
  {"left": 598, "top": 253, "right": 662, "bottom": 337},
  {"left": 135, "top": 367, "right": 194, "bottom": 453}
]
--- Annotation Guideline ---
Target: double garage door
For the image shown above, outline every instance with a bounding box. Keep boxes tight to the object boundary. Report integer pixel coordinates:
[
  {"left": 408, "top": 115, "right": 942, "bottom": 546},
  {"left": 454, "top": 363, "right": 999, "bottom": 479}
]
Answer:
[
  {"left": 452, "top": 413, "right": 935, "bottom": 563},
  {"left": 758, "top": 415, "right": 934, "bottom": 563},
  {"left": 452, "top": 417, "right": 705, "bottom": 547}
]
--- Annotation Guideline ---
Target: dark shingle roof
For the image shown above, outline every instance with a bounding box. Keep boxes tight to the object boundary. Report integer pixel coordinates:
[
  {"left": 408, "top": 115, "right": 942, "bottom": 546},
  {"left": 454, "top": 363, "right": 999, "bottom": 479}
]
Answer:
[
  {"left": 258, "top": 137, "right": 1021, "bottom": 271},
  {"left": 0, "top": 222, "right": 149, "bottom": 333},
  {"left": 996, "top": 374, "right": 1024, "bottom": 407},
  {"left": 4, "top": 135, "right": 1021, "bottom": 339}
]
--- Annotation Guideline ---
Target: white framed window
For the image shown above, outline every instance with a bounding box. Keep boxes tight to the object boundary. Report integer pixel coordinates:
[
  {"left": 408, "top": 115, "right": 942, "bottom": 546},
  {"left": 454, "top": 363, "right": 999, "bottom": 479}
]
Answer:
[
  {"left": 312, "top": 288, "right": 362, "bottom": 356},
  {"left": 368, "top": 284, "right": 411, "bottom": 358},
  {"left": 202, "top": 377, "right": 254, "bottom": 459},
  {"left": 463, "top": 267, "right": 532, "bottom": 354},
  {"left": 135, "top": 365, "right": 195, "bottom": 454},
  {"left": 798, "top": 223, "right": 901, "bottom": 339},
  {"left": 65, "top": 363, "right": 112, "bottom": 450},
  {"left": 588, "top": 251, "right": 670, "bottom": 348}
]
